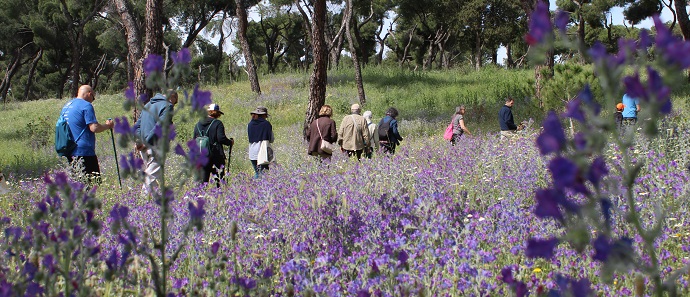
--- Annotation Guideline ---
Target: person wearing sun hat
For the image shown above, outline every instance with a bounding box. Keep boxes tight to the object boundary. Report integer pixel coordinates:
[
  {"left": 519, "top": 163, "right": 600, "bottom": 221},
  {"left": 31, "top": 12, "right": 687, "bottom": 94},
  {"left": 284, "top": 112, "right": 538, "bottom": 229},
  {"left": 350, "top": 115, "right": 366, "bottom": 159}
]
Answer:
[
  {"left": 194, "top": 103, "right": 234, "bottom": 186},
  {"left": 247, "top": 106, "right": 273, "bottom": 178}
]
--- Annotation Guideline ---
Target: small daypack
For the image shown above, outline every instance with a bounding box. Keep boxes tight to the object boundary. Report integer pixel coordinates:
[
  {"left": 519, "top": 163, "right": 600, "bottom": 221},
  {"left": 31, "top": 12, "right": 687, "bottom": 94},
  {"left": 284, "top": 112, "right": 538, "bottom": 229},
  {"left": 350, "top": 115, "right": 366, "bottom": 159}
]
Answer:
[
  {"left": 55, "top": 100, "right": 85, "bottom": 157},
  {"left": 378, "top": 118, "right": 391, "bottom": 141},
  {"left": 195, "top": 120, "right": 216, "bottom": 154}
]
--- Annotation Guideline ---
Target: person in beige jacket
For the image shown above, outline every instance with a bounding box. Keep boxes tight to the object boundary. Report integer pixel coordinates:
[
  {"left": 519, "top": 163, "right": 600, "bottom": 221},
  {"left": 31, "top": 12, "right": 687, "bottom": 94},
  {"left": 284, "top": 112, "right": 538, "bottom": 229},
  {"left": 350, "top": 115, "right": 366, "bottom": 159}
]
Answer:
[{"left": 338, "top": 103, "right": 370, "bottom": 160}]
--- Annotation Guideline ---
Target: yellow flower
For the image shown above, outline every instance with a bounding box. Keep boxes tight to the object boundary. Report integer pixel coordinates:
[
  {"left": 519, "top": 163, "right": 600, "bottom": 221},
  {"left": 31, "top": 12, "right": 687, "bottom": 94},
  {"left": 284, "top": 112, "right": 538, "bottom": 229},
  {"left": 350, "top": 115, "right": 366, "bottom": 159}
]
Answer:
[{"left": 533, "top": 268, "right": 542, "bottom": 273}]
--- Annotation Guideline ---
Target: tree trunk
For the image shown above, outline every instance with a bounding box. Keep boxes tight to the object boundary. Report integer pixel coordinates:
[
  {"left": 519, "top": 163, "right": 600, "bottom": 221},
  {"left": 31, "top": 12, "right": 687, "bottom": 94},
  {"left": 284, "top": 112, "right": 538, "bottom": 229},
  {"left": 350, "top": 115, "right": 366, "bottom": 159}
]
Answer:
[
  {"left": 142, "top": 0, "right": 164, "bottom": 104},
  {"left": 114, "top": 0, "right": 143, "bottom": 98},
  {"left": 68, "top": 30, "right": 84, "bottom": 97},
  {"left": 236, "top": 0, "right": 261, "bottom": 94},
  {"left": 400, "top": 25, "right": 416, "bottom": 68},
  {"left": 216, "top": 11, "right": 227, "bottom": 84},
  {"left": 304, "top": 0, "right": 328, "bottom": 140},
  {"left": 506, "top": 44, "right": 514, "bottom": 68},
  {"left": 345, "top": 0, "right": 365, "bottom": 105},
  {"left": 474, "top": 30, "right": 482, "bottom": 70},
  {"left": 674, "top": 0, "right": 690, "bottom": 40},
  {"left": 577, "top": 13, "right": 586, "bottom": 60},
  {"left": 0, "top": 53, "right": 22, "bottom": 104},
  {"left": 23, "top": 49, "right": 43, "bottom": 100},
  {"left": 353, "top": 23, "right": 368, "bottom": 64}
]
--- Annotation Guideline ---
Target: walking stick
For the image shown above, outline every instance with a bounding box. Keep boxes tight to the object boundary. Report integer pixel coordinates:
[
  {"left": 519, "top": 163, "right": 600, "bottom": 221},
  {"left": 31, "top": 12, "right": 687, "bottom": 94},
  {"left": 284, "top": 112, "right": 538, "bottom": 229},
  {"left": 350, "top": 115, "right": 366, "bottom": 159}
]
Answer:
[{"left": 109, "top": 119, "right": 122, "bottom": 188}]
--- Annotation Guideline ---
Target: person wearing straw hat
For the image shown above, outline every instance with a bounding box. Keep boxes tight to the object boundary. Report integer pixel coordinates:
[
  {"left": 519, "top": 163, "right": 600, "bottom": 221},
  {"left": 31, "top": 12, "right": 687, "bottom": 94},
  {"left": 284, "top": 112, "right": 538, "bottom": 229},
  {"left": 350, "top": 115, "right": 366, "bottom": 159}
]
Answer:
[
  {"left": 247, "top": 106, "right": 273, "bottom": 178},
  {"left": 194, "top": 103, "right": 234, "bottom": 186}
]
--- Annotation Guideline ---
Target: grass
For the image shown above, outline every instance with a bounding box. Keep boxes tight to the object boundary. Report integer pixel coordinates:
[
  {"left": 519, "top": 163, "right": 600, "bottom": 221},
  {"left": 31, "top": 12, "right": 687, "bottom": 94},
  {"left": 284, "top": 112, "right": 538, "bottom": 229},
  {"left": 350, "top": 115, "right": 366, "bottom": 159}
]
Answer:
[{"left": 0, "top": 66, "right": 539, "bottom": 180}]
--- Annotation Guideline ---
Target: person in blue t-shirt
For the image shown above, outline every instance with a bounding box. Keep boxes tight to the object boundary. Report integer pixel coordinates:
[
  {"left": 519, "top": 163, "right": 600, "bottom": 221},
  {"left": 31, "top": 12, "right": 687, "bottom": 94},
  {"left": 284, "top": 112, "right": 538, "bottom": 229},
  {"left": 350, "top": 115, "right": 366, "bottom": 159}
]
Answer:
[
  {"left": 621, "top": 93, "right": 640, "bottom": 125},
  {"left": 59, "top": 85, "right": 114, "bottom": 183}
]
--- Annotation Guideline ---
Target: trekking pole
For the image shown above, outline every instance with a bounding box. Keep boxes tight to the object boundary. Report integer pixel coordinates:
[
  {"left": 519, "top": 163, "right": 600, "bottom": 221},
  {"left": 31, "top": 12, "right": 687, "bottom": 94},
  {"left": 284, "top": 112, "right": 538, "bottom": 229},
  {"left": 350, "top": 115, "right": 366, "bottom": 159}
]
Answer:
[{"left": 109, "top": 118, "right": 122, "bottom": 188}]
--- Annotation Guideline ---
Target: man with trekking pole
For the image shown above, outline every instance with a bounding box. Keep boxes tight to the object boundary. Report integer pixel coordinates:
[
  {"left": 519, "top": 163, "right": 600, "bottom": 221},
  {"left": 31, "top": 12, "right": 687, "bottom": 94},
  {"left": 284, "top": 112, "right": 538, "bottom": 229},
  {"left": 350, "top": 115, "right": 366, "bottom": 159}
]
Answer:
[{"left": 57, "top": 85, "right": 114, "bottom": 184}]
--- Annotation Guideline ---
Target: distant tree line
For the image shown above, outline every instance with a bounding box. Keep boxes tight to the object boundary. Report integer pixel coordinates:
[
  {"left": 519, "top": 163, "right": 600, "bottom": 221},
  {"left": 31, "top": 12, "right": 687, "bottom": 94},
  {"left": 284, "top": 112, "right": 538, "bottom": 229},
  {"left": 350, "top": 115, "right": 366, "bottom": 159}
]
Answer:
[{"left": 0, "top": 0, "right": 687, "bottom": 104}]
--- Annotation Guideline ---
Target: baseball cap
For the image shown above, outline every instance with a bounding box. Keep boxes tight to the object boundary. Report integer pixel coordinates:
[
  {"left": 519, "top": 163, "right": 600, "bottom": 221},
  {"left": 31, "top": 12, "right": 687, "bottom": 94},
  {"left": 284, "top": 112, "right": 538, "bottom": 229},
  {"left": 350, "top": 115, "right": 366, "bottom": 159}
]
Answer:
[{"left": 207, "top": 103, "right": 224, "bottom": 115}]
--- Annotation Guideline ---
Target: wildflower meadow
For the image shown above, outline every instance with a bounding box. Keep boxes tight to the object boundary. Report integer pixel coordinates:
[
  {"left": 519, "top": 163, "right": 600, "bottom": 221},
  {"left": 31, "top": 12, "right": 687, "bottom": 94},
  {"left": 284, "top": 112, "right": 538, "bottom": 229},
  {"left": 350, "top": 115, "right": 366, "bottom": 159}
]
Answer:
[{"left": 1, "top": 6, "right": 690, "bottom": 297}]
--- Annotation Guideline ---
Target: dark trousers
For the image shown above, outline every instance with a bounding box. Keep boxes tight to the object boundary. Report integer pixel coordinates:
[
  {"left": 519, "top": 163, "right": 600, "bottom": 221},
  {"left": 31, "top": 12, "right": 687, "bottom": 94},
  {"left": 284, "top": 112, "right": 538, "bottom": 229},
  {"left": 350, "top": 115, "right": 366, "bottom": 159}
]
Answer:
[
  {"left": 202, "top": 160, "right": 226, "bottom": 187},
  {"left": 66, "top": 155, "right": 102, "bottom": 184},
  {"left": 250, "top": 160, "right": 269, "bottom": 178},
  {"left": 450, "top": 133, "right": 463, "bottom": 146},
  {"left": 380, "top": 141, "right": 396, "bottom": 155},
  {"left": 345, "top": 149, "right": 363, "bottom": 160}
]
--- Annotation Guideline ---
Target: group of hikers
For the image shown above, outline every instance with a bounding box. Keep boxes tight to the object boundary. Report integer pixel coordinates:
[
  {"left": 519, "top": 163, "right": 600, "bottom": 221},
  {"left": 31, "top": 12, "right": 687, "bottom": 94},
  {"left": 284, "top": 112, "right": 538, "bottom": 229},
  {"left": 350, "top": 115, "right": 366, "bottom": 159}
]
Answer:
[
  {"left": 55, "top": 86, "right": 405, "bottom": 192},
  {"left": 56, "top": 84, "right": 641, "bottom": 193}
]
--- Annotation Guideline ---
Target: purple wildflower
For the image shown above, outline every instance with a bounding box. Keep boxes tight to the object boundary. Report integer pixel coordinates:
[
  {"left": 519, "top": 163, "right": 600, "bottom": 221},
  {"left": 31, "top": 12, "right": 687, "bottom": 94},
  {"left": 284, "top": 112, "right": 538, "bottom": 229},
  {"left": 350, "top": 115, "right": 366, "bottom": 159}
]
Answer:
[
  {"left": 587, "top": 157, "right": 608, "bottom": 186},
  {"left": 186, "top": 139, "right": 209, "bottom": 169},
  {"left": 570, "top": 278, "right": 593, "bottom": 297},
  {"left": 110, "top": 204, "right": 129, "bottom": 222},
  {"left": 534, "top": 188, "right": 564, "bottom": 221},
  {"left": 592, "top": 235, "right": 611, "bottom": 262},
  {"left": 624, "top": 73, "right": 646, "bottom": 100},
  {"left": 563, "top": 99, "right": 585, "bottom": 123},
  {"left": 536, "top": 111, "right": 566, "bottom": 155},
  {"left": 143, "top": 54, "right": 164, "bottom": 75},
  {"left": 42, "top": 254, "right": 56, "bottom": 274},
  {"left": 526, "top": 237, "right": 560, "bottom": 259},
  {"left": 124, "top": 82, "right": 135, "bottom": 101},
  {"left": 114, "top": 117, "right": 134, "bottom": 135},
  {"left": 646, "top": 66, "right": 672, "bottom": 114},
  {"left": 106, "top": 250, "right": 119, "bottom": 271},
  {"left": 174, "top": 144, "right": 186, "bottom": 157},
  {"left": 573, "top": 132, "right": 587, "bottom": 150},
  {"left": 25, "top": 282, "right": 43, "bottom": 297},
  {"left": 262, "top": 267, "right": 274, "bottom": 278},
  {"left": 600, "top": 198, "right": 613, "bottom": 226},
  {"left": 188, "top": 198, "right": 206, "bottom": 230},
  {"left": 525, "top": 1, "right": 552, "bottom": 45},
  {"left": 548, "top": 157, "right": 579, "bottom": 190},
  {"left": 357, "top": 290, "right": 371, "bottom": 297},
  {"left": 500, "top": 266, "right": 515, "bottom": 284},
  {"left": 211, "top": 241, "right": 220, "bottom": 255},
  {"left": 654, "top": 15, "right": 690, "bottom": 69},
  {"left": 171, "top": 48, "right": 192, "bottom": 65},
  {"left": 554, "top": 11, "right": 569, "bottom": 33},
  {"left": 191, "top": 85, "right": 212, "bottom": 111}
]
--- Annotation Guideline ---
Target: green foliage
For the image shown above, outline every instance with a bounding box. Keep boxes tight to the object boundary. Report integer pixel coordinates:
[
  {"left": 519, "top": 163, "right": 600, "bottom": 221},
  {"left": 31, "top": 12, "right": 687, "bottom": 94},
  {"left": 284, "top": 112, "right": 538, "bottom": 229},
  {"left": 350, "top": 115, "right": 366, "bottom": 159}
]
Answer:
[{"left": 541, "top": 63, "right": 602, "bottom": 112}]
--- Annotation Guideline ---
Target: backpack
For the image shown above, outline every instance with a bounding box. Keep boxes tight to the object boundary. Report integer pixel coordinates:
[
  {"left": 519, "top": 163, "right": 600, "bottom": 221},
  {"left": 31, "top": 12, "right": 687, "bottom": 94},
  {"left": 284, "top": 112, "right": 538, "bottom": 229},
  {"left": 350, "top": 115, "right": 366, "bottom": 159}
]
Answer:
[
  {"left": 55, "top": 100, "right": 85, "bottom": 157},
  {"left": 378, "top": 118, "right": 391, "bottom": 141},
  {"left": 195, "top": 120, "right": 216, "bottom": 154}
]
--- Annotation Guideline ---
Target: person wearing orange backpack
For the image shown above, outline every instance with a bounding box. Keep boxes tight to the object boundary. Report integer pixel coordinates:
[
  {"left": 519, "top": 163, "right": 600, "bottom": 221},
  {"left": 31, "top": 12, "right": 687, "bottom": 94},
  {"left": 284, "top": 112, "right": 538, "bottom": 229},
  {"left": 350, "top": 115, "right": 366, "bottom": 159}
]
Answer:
[{"left": 450, "top": 106, "right": 471, "bottom": 145}]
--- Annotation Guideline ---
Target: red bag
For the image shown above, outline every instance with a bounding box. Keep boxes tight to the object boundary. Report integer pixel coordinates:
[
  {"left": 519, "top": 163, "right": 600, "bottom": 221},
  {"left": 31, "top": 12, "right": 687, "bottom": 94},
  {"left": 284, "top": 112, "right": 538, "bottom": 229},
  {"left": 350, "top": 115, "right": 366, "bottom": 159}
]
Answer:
[{"left": 443, "top": 122, "right": 454, "bottom": 141}]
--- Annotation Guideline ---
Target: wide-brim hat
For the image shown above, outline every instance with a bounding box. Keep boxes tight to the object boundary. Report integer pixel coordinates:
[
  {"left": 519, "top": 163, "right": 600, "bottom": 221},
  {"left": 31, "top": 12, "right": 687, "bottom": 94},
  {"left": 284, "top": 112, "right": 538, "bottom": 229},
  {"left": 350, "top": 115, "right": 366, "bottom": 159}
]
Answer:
[{"left": 251, "top": 106, "right": 268, "bottom": 115}]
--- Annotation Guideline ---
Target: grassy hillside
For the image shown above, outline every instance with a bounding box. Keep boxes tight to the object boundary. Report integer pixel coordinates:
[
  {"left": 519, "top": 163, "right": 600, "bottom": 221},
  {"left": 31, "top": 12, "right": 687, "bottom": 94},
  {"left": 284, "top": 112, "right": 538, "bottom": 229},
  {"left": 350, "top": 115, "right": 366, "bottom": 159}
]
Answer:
[{"left": 0, "top": 66, "right": 537, "bottom": 179}]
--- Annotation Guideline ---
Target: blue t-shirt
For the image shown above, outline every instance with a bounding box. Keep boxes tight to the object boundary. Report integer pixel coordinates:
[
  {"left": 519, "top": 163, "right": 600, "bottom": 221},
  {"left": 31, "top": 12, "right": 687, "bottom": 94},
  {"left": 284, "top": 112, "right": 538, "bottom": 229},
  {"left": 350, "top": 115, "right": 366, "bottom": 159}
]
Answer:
[
  {"left": 621, "top": 94, "right": 639, "bottom": 119},
  {"left": 61, "top": 98, "right": 98, "bottom": 156}
]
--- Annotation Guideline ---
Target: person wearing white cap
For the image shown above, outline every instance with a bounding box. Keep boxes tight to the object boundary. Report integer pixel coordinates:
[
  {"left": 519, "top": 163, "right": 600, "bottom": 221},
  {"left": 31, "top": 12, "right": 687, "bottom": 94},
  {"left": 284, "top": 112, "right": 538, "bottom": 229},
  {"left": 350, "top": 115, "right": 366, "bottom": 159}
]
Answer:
[
  {"left": 194, "top": 103, "right": 234, "bottom": 186},
  {"left": 338, "top": 103, "right": 369, "bottom": 160}
]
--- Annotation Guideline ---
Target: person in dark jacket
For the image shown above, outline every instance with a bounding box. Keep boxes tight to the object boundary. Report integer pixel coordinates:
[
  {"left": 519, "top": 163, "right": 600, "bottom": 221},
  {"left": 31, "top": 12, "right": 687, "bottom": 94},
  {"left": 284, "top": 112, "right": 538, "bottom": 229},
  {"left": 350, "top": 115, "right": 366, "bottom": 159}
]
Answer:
[
  {"left": 134, "top": 91, "right": 177, "bottom": 195},
  {"left": 307, "top": 105, "right": 338, "bottom": 160},
  {"left": 194, "top": 103, "right": 234, "bottom": 186},
  {"left": 247, "top": 106, "right": 274, "bottom": 178},
  {"left": 498, "top": 97, "right": 520, "bottom": 139},
  {"left": 379, "top": 107, "right": 403, "bottom": 155}
]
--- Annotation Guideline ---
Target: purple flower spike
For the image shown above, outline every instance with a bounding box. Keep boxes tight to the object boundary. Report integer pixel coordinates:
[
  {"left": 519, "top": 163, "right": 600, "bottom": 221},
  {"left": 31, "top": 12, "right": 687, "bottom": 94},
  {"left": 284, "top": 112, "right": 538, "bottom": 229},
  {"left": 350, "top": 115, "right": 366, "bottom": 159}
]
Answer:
[
  {"left": 357, "top": 290, "right": 371, "bottom": 297},
  {"left": 191, "top": 85, "right": 212, "bottom": 111},
  {"left": 548, "top": 157, "right": 579, "bottom": 190},
  {"left": 110, "top": 204, "right": 129, "bottom": 222},
  {"left": 592, "top": 235, "right": 611, "bottom": 262},
  {"left": 174, "top": 144, "right": 186, "bottom": 157},
  {"left": 588, "top": 42, "right": 608, "bottom": 63},
  {"left": 555, "top": 11, "right": 569, "bottom": 33},
  {"left": 536, "top": 111, "right": 566, "bottom": 155},
  {"left": 563, "top": 99, "right": 585, "bottom": 123},
  {"left": 526, "top": 237, "right": 560, "bottom": 259},
  {"left": 587, "top": 157, "right": 608, "bottom": 186},
  {"left": 124, "top": 82, "right": 135, "bottom": 101},
  {"left": 188, "top": 198, "right": 206, "bottom": 221},
  {"left": 525, "top": 1, "right": 552, "bottom": 45},
  {"left": 143, "top": 54, "right": 164, "bottom": 75},
  {"left": 570, "top": 278, "right": 593, "bottom": 297},
  {"left": 638, "top": 29, "right": 652, "bottom": 49},
  {"left": 534, "top": 188, "right": 564, "bottom": 221},
  {"left": 623, "top": 73, "right": 647, "bottom": 101},
  {"left": 186, "top": 139, "right": 209, "bottom": 168},
  {"left": 114, "top": 117, "right": 134, "bottom": 135},
  {"left": 211, "top": 241, "right": 220, "bottom": 255},
  {"left": 171, "top": 48, "right": 192, "bottom": 65},
  {"left": 500, "top": 266, "right": 515, "bottom": 284},
  {"left": 646, "top": 66, "right": 672, "bottom": 114}
]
